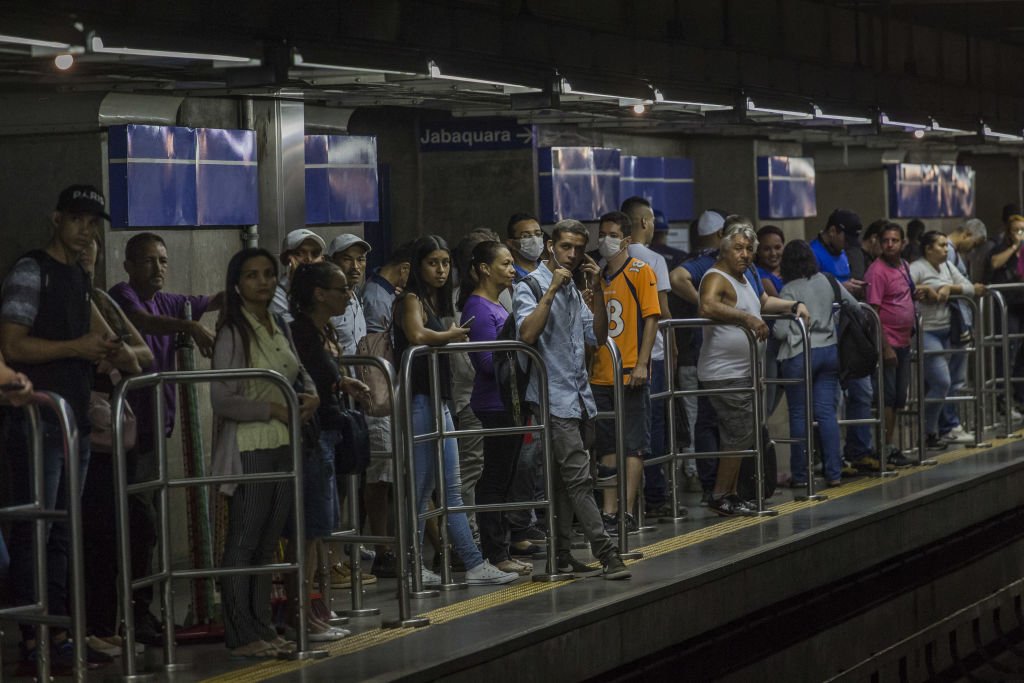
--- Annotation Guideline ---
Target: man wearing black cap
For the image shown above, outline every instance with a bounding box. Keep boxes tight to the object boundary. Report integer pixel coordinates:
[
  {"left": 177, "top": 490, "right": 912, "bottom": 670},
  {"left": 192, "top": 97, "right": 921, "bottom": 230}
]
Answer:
[{"left": 0, "top": 185, "right": 136, "bottom": 669}]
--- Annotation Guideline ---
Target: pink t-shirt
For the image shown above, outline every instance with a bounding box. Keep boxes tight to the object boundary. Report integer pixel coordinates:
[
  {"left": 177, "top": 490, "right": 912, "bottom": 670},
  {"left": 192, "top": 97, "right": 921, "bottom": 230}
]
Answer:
[{"left": 865, "top": 258, "right": 916, "bottom": 348}]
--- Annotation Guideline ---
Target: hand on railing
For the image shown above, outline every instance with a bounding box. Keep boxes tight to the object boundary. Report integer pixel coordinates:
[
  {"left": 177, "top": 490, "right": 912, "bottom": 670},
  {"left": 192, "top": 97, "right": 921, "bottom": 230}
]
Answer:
[{"left": 0, "top": 372, "right": 33, "bottom": 407}]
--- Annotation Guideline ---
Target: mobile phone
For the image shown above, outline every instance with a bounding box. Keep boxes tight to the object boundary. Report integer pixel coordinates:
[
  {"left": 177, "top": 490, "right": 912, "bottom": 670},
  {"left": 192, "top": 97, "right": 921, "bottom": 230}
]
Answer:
[
  {"left": 461, "top": 315, "right": 476, "bottom": 328},
  {"left": 0, "top": 382, "right": 25, "bottom": 392}
]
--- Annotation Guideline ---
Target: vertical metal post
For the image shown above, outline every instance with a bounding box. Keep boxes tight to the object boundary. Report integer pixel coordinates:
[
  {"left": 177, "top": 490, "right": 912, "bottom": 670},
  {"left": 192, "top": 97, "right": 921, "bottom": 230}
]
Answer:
[
  {"left": 969, "top": 296, "right": 991, "bottom": 448},
  {"left": 606, "top": 339, "right": 643, "bottom": 559},
  {"left": 915, "top": 314, "right": 929, "bottom": 465},
  {"left": 793, "top": 317, "right": 826, "bottom": 502},
  {"left": 401, "top": 347, "right": 439, "bottom": 600},
  {"left": 27, "top": 405, "right": 52, "bottom": 682},
  {"left": 859, "top": 304, "right": 893, "bottom": 476},
  {"left": 662, "top": 325, "right": 685, "bottom": 520},
  {"left": 154, "top": 383, "right": 182, "bottom": 669},
  {"left": 343, "top": 473, "right": 377, "bottom": 616},
  {"left": 429, "top": 350, "right": 464, "bottom": 591},
  {"left": 747, "top": 327, "right": 773, "bottom": 516}
]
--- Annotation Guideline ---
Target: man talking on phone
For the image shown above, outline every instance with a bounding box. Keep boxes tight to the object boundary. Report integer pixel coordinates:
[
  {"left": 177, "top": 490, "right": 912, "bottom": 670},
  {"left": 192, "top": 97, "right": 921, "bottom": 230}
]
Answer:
[{"left": 514, "top": 219, "right": 631, "bottom": 580}]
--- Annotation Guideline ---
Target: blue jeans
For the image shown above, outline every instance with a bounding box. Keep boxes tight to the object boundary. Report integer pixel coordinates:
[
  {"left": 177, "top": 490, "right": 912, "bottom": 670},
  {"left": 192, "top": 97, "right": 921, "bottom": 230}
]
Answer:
[
  {"left": 411, "top": 394, "right": 483, "bottom": 570},
  {"left": 843, "top": 376, "right": 874, "bottom": 459},
  {"left": 694, "top": 395, "right": 719, "bottom": 492},
  {"left": 939, "top": 339, "right": 967, "bottom": 434},
  {"left": 923, "top": 330, "right": 952, "bottom": 436},
  {"left": 643, "top": 358, "right": 669, "bottom": 506},
  {"left": 5, "top": 413, "right": 91, "bottom": 640},
  {"left": 782, "top": 346, "right": 842, "bottom": 483}
]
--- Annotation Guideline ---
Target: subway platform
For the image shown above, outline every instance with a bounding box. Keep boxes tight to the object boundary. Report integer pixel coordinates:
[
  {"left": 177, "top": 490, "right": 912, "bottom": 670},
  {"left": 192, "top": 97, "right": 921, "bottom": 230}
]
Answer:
[{"left": 5, "top": 434, "right": 1024, "bottom": 682}]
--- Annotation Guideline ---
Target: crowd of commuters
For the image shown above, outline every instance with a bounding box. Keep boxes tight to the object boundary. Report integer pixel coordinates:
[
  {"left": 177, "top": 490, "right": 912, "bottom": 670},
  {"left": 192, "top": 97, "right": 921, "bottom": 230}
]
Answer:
[{"left": 0, "top": 183, "right": 1016, "bottom": 669}]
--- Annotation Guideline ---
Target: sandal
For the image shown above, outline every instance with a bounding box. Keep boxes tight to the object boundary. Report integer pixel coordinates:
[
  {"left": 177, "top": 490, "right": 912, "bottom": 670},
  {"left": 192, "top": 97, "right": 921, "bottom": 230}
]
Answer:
[{"left": 229, "top": 640, "right": 277, "bottom": 659}]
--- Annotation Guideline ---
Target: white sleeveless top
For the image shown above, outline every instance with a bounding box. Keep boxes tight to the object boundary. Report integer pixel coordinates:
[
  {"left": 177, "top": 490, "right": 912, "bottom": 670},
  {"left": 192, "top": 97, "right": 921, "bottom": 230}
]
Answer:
[{"left": 697, "top": 267, "right": 763, "bottom": 381}]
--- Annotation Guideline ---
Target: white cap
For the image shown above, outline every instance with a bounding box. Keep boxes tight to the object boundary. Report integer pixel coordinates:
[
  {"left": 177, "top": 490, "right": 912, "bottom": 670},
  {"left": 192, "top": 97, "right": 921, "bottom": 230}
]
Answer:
[
  {"left": 327, "top": 233, "right": 372, "bottom": 257},
  {"left": 696, "top": 210, "right": 725, "bottom": 236},
  {"left": 282, "top": 228, "right": 326, "bottom": 254}
]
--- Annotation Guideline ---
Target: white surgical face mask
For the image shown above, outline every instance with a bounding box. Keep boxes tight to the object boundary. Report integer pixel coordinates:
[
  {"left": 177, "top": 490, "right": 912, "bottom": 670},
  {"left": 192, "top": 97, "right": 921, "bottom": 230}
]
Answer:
[
  {"left": 598, "top": 236, "right": 623, "bottom": 260},
  {"left": 518, "top": 235, "right": 544, "bottom": 261}
]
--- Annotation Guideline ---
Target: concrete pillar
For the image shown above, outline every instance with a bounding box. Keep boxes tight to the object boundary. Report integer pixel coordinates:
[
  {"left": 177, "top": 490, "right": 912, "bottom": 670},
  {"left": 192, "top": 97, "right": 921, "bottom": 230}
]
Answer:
[{"left": 252, "top": 92, "right": 307, "bottom": 254}]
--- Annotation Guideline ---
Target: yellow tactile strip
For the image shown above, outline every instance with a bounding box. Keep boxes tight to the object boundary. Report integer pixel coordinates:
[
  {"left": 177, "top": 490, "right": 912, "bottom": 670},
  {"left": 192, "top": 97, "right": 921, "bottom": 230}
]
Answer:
[{"left": 201, "top": 433, "right": 1024, "bottom": 682}]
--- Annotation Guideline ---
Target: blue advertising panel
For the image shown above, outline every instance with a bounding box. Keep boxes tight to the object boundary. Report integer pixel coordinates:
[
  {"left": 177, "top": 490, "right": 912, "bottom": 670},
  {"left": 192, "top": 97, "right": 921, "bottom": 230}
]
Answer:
[
  {"left": 887, "top": 164, "right": 975, "bottom": 218},
  {"left": 419, "top": 117, "right": 535, "bottom": 152},
  {"left": 757, "top": 156, "right": 817, "bottom": 220},
  {"left": 538, "top": 147, "right": 621, "bottom": 223},
  {"left": 109, "top": 124, "right": 259, "bottom": 228},
  {"left": 620, "top": 156, "right": 694, "bottom": 221},
  {"left": 305, "top": 135, "right": 380, "bottom": 224},
  {"left": 197, "top": 128, "right": 258, "bottom": 226}
]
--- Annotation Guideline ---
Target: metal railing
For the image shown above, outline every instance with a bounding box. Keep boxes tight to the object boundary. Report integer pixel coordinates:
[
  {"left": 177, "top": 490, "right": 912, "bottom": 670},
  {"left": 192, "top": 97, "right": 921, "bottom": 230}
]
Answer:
[
  {"left": 0, "top": 392, "right": 86, "bottom": 683},
  {"left": 652, "top": 318, "right": 777, "bottom": 516},
  {"left": 110, "top": 369, "right": 327, "bottom": 679},
  {"left": 324, "top": 355, "right": 426, "bottom": 628},
  {"left": 400, "top": 340, "right": 572, "bottom": 594},
  {"left": 591, "top": 337, "right": 644, "bottom": 558},
  {"left": 913, "top": 294, "right": 990, "bottom": 465},
  {"left": 979, "top": 284, "right": 1024, "bottom": 438}
]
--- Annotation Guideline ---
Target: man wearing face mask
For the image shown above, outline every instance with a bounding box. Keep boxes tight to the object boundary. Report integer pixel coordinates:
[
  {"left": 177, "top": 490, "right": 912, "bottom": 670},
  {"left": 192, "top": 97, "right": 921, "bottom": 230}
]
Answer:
[
  {"left": 590, "top": 211, "right": 661, "bottom": 533},
  {"left": 506, "top": 213, "right": 545, "bottom": 281}
]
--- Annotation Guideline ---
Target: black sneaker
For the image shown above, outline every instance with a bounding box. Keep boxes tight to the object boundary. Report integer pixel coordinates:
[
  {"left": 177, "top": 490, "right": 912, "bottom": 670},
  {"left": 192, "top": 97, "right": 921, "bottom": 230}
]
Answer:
[
  {"left": 134, "top": 611, "right": 165, "bottom": 646},
  {"left": 596, "top": 464, "right": 617, "bottom": 482},
  {"left": 555, "top": 553, "right": 598, "bottom": 574},
  {"left": 601, "top": 552, "right": 632, "bottom": 580},
  {"left": 700, "top": 490, "right": 713, "bottom": 506},
  {"left": 513, "top": 526, "right": 546, "bottom": 544},
  {"left": 622, "top": 512, "right": 639, "bottom": 533},
  {"left": 708, "top": 494, "right": 754, "bottom": 517},
  {"left": 601, "top": 512, "right": 618, "bottom": 534},
  {"left": 510, "top": 540, "right": 546, "bottom": 559},
  {"left": 925, "top": 434, "right": 948, "bottom": 452},
  {"left": 886, "top": 449, "right": 914, "bottom": 468},
  {"left": 645, "top": 501, "right": 688, "bottom": 518},
  {"left": 371, "top": 551, "right": 397, "bottom": 578}
]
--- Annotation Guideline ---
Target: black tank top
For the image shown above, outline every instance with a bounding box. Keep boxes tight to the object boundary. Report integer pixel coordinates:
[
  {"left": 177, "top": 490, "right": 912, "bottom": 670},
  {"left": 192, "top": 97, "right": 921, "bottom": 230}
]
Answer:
[{"left": 393, "top": 294, "right": 452, "bottom": 400}]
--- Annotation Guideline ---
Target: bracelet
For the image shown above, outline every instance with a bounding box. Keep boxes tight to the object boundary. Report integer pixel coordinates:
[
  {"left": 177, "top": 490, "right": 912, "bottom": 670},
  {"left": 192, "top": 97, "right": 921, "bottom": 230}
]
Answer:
[{"left": 790, "top": 300, "right": 801, "bottom": 315}]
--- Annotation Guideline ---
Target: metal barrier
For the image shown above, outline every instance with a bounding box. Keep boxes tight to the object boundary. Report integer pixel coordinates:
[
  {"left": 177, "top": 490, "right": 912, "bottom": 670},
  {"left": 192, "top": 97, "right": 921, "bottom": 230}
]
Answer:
[
  {"left": 760, "top": 314, "right": 824, "bottom": 501},
  {"left": 913, "top": 294, "right": 990, "bottom": 465},
  {"left": 400, "top": 340, "right": 572, "bottom": 595},
  {"left": 591, "top": 338, "right": 644, "bottom": 559},
  {"left": 111, "top": 369, "right": 327, "bottom": 680},
  {"left": 836, "top": 304, "right": 892, "bottom": 475},
  {"left": 979, "top": 284, "right": 1024, "bottom": 438},
  {"left": 652, "top": 318, "right": 777, "bottom": 516},
  {"left": 0, "top": 392, "right": 86, "bottom": 683},
  {"left": 324, "top": 355, "right": 426, "bottom": 628}
]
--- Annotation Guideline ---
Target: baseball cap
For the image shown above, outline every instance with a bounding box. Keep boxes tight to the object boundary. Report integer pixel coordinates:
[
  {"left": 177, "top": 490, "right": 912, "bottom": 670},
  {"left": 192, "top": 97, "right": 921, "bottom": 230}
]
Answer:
[
  {"left": 827, "top": 208, "right": 863, "bottom": 236},
  {"left": 653, "top": 210, "right": 669, "bottom": 232},
  {"left": 56, "top": 185, "right": 110, "bottom": 220},
  {"left": 327, "top": 233, "right": 372, "bottom": 257},
  {"left": 282, "top": 228, "right": 326, "bottom": 254},
  {"left": 696, "top": 210, "right": 725, "bottom": 236}
]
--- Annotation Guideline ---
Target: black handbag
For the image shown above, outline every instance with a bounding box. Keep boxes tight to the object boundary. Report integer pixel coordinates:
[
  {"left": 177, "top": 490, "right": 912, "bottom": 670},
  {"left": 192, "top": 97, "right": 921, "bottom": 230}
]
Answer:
[
  {"left": 333, "top": 407, "right": 371, "bottom": 476},
  {"left": 949, "top": 301, "right": 973, "bottom": 345}
]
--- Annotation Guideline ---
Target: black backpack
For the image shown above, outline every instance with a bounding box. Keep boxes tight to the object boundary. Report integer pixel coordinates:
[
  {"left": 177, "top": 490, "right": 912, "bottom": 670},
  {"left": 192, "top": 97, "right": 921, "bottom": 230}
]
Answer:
[
  {"left": 824, "top": 273, "right": 879, "bottom": 386},
  {"left": 494, "top": 277, "right": 543, "bottom": 426}
]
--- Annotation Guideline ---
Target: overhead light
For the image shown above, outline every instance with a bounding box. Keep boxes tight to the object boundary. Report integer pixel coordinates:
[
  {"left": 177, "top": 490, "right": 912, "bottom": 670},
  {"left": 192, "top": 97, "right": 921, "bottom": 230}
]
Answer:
[
  {"left": 879, "top": 113, "right": 929, "bottom": 131},
  {"left": 651, "top": 89, "right": 732, "bottom": 112},
  {"left": 558, "top": 77, "right": 645, "bottom": 106},
  {"left": 0, "top": 34, "right": 71, "bottom": 49},
  {"left": 912, "top": 129, "right": 926, "bottom": 139},
  {"left": 632, "top": 103, "right": 646, "bottom": 114},
  {"left": 930, "top": 119, "right": 970, "bottom": 135},
  {"left": 54, "top": 54, "right": 74, "bottom": 70},
  {"left": 746, "top": 97, "right": 812, "bottom": 119},
  {"left": 425, "top": 60, "right": 539, "bottom": 92},
  {"left": 812, "top": 105, "right": 871, "bottom": 125},
  {"left": 89, "top": 35, "right": 255, "bottom": 63},
  {"left": 981, "top": 124, "right": 1023, "bottom": 142},
  {"left": 293, "top": 52, "right": 414, "bottom": 75}
]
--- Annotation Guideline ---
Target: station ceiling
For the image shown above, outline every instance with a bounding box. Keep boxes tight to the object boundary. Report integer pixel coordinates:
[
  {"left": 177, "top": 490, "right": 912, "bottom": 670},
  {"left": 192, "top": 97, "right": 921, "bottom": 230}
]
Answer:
[{"left": 4, "top": 1, "right": 1024, "bottom": 153}]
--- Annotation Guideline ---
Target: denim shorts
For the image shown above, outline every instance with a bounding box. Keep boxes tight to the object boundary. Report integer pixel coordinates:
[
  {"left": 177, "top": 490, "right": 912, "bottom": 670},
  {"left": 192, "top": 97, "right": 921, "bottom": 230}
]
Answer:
[
  {"left": 303, "top": 431, "right": 341, "bottom": 538},
  {"left": 591, "top": 382, "right": 651, "bottom": 457}
]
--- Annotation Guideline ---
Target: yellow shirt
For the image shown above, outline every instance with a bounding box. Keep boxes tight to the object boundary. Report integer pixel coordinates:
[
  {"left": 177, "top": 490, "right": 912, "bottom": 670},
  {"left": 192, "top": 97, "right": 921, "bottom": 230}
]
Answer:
[{"left": 235, "top": 308, "right": 301, "bottom": 452}]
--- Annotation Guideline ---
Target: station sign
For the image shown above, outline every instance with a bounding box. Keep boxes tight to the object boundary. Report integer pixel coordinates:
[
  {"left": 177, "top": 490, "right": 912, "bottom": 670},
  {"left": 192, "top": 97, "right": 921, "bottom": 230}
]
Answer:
[{"left": 419, "top": 117, "right": 535, "bottom": 152}]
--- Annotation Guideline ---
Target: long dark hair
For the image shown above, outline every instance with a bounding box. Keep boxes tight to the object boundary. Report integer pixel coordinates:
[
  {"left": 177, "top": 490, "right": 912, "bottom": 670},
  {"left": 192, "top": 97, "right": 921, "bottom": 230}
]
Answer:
[
  {"left": 217, "top": 247, "right": 278, "bottom": 366},
  {"left": 404, "top": 235, "right": 454, "bottom": 319},
  {"left": 456, "top": 240, "right": 506, "bottom": 310},
  {"left": 779, "top": 239, "right": 820, "bottom": 282},
  {"left": 289, "top": 261, "right": 344, "bottom": 319}
]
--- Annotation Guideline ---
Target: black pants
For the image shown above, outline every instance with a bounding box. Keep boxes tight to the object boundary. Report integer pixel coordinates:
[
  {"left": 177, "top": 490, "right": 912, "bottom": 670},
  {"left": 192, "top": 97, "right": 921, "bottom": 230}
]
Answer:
[{"left": 475, "top": 411, "right": 523, "bottom": 564}]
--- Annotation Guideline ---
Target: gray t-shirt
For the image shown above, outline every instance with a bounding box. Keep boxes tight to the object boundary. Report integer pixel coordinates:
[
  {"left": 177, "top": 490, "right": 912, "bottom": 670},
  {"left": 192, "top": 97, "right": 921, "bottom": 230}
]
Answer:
[{"left": 773, "top": 272, "right": 859, "bottom": 361}]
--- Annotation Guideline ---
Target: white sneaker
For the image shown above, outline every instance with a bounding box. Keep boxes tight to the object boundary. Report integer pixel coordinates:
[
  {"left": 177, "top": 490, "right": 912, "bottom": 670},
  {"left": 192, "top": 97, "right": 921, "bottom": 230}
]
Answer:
[
  {"left": 420, "top": 566, "right": 441, "bottom": 586},
  {"left": 465, "top": 560, "right": 519, "bottom": 585},
  {"left": 307, "top": 626, "right": 348, "bottom": 642},
  {"left": 942, "top": 426, "right": 975, "bottom": 444}
]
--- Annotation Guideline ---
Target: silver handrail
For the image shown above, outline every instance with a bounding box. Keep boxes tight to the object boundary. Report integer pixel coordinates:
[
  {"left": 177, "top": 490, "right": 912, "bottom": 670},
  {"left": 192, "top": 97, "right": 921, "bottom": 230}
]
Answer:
[
  {"left": 324, "top": 355, "right": 427, "bottom": 628},
  {"left": 111, "top": 369, "right": 327, "bottom": 679},
  {"left": 913, "top": 294, "right": 990, "bottom": 465},
  {"left": 651, "top": 318, "right": 776, "bottom": 516},
  {"left": 400, "top": 340, "right": 572, "bottom": 595},
  {"left": 0, "top": 392, "right": 86, "bottom": 683},
  {"left": 978, "top": 284, "right": 1024, "bottom": 438}
]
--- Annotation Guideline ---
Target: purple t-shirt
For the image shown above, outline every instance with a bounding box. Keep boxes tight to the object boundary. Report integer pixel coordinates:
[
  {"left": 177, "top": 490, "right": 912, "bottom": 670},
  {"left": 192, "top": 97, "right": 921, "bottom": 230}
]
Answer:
[
  {"left": 461, "top": 294, "right": 508, "bottom": 414},
  {"left": 109, "top": 282, "right": 211, "bottom": 441},
  {"left": 864, "top": 258, "right": 915, "bottom": 348}
]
